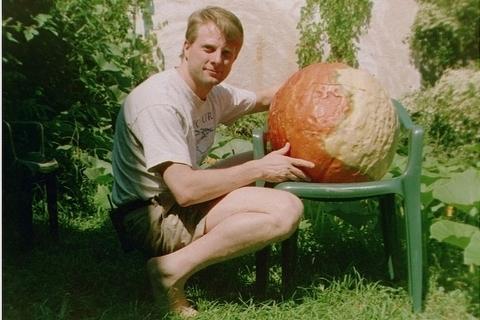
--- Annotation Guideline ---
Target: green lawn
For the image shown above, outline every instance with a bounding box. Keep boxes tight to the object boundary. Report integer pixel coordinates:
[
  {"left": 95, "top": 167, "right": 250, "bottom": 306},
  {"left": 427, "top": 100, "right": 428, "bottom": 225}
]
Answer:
[{"left": 3, "top": 201, "right": 478, "bottom": 320}]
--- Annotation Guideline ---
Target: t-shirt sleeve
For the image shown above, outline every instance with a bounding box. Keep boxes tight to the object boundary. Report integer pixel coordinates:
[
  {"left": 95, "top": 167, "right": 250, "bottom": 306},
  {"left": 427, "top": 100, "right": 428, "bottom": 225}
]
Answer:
[
  {"left": 216, "top": 84, "right": 257, "bottom": 125},
  {"left": 131, "top": 105, "right": 192, "bottom": 172}
]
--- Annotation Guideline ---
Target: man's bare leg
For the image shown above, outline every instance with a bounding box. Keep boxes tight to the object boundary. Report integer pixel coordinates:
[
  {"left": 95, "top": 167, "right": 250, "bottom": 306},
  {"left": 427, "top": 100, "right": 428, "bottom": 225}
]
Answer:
[{"left": 147, "top": 186, "right": 303, "bottom": 316}]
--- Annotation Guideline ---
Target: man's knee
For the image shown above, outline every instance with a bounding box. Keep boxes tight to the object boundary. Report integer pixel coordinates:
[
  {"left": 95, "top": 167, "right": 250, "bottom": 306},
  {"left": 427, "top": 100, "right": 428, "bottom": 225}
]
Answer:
[{"left": 271, "top": 191, "right": 303, "bottom": 236}]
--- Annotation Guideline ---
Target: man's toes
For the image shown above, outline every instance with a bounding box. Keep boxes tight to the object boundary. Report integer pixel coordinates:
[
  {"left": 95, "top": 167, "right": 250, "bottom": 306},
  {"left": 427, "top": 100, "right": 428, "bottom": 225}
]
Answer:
[{"left": 173, "top": 305, "right": 198, "bottom": 318}]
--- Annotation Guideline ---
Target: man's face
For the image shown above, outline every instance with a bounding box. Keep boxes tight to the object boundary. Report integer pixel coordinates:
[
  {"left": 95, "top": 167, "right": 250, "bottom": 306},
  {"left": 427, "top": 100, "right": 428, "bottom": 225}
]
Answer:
[{"left": 183, "top": 22, "right": 241, "bottom": 95}]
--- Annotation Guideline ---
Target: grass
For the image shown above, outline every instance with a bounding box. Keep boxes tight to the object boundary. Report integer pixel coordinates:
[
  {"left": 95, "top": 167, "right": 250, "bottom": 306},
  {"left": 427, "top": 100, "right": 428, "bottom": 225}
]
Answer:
[{"left": 3, "top": 199, "right": 479, "bottom": 320}]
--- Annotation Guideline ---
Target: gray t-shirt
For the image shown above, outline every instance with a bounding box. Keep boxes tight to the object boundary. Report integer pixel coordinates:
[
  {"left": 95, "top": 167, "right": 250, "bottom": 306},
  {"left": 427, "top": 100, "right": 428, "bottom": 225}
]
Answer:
[{"left": 111, "top": 68, "right": 256, "bottom": 206}]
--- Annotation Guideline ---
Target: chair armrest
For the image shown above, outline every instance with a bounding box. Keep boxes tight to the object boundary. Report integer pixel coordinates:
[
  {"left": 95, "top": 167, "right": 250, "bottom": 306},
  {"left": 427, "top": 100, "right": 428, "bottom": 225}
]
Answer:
[
  {"left": 253, "top": 127, "right": 266, "bottom": 187},
  {"left": 253, "top": 127, "right": 266, "bottom": 160}
]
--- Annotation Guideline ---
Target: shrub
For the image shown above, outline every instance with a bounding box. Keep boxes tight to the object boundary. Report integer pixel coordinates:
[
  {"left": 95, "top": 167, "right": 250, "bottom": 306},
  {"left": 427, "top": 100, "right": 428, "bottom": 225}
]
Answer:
[
  {"left": 410, "top": 0, "right": 480, "bottom": 86},
  {"left": 403, "top": 67, "right": 480, "bottom": 153},
  {"left": 2, "top": 0, "right": 160, "bottom": 215}
]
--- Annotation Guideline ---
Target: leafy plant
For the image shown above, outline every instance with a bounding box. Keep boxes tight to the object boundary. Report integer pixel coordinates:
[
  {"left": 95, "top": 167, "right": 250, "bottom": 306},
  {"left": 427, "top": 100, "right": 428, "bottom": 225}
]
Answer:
[
  {"left": 404, "top": 1, "right": 480, "bottom": 273},
  {"left": 219, "top": 112, "right": 267, "bottom": 140},
  {"left": 402, "top": 68, "right": 480, "bottom": 155},
  {"left": 430, "top": 220, "right": 480, "bottom": 266},
  {"left": 296, "top": 0, "right": 372, "bottom": 68},
  {"left": 425, "top": 166, "right": 480, "bottom": 266},
  {"left": 3, "top": 0, "right": 161, "bottom": 215}
]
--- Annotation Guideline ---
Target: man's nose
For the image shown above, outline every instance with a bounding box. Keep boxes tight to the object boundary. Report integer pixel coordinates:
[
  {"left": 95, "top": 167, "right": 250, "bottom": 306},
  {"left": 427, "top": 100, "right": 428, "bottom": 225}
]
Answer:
[{"left": 210, "top": 50, "right": 222, "bottom": 64}]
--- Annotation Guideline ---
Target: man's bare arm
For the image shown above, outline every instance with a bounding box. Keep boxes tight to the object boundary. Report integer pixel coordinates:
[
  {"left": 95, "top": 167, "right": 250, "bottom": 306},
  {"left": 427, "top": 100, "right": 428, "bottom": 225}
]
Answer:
[
  {"left": 161, "top": 143, "right": 314, "bottom": 207},
  {"left": 250, "top": 84, "right": 282, "bottom": 113}
]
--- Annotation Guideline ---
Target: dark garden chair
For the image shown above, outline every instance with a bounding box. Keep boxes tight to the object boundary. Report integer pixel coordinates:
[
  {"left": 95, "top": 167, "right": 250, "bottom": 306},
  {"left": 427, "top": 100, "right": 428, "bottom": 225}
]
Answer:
[
  {"left": 3, "top": 120, "right": 59, "bottom": 249},
  {"left": 253, "top": 100, "right": 427, "bottom": 312}
]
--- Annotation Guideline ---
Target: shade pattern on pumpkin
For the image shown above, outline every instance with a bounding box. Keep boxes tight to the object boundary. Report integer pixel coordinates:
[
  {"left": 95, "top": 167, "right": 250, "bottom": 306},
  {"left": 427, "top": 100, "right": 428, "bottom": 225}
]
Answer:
[{"left": 268, "top": 63, "right": 399, "bottom": 183}]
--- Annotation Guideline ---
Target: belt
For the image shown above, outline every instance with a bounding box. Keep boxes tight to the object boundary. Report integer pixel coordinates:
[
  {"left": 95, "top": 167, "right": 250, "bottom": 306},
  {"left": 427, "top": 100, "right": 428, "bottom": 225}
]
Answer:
[{"left": 109, "top": 198, "right": 153, "bottom": 252}]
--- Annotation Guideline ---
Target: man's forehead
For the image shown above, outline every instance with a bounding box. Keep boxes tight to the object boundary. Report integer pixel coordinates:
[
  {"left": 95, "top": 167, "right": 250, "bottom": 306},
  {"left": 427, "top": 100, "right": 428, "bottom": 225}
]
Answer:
[
  {"left": 194, "top": 22, "right": 240, "bottom": 47},
  {"left": 196, "top": 23, "right": 225, "bottom": 41}
]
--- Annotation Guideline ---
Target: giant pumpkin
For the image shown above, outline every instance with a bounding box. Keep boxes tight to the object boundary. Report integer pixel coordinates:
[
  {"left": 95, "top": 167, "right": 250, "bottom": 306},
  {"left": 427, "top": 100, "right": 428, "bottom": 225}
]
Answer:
[{"left": 268, "top": 63, "right": 399, "bottom": 183}]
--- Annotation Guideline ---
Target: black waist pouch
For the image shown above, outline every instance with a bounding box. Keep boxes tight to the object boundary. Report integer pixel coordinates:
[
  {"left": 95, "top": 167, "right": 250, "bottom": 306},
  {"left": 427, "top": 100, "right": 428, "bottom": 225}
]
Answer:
[{"left": 110, "top": 198, "right": 151, "bottom": 252}]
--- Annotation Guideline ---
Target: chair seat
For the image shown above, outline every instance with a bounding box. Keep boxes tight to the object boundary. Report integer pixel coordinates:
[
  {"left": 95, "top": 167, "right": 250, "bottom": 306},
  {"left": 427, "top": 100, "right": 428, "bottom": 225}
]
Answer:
[
  {"left": 20, "top": 158, "right": 59, "bottom": 174},
  {"left": 272, "top": 179, "right": 403, "bottom": 200}
]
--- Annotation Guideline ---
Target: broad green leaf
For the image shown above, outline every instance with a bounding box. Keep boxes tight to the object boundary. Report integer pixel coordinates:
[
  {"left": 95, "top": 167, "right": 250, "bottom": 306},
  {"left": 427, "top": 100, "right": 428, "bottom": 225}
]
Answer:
[
  {"left": 431, "top": 168, "right": 480, "bottom": 206},
  {"left": 56, "top": 144, "right": 73, "bottom": 151},
  {"left": 109, "top": 85, "right": 128, "bottom": 103},
  {"left": 430, "top": 219, "right": 479, "bottom": 249},
  {"left": 464, "top": 231, "right": 480, "bottom": 266},
  {"left": 420, "top": 183, "right": 434, "bottom": 208},
  {"left": 95, "top": 158, "right": 112, "bottom": 174},
  {"left": 33, "top": 13, "right": 52, "bottom": 27},
  {"left": 106, "top": 43, "right": 123, "bottom": 57},
  {"left": 100, "top": 62, "right": 121, "bottom": 72},
  {"left": 92, "top": 53, "right": 106, "bottom": 66},
  {"left": 5, "top": 31, "right": 19, "bottom": 43},
  {"left": 23, "top": 27, "right": 39, "bottom": 41},
  {"left": 84, "top": 166, "right": 112, "bottom": 185},
  {"left": 386, "top": 153, "right": 407, "bottom": 177},
  {"left": 95, "top": 174, "right": 113, "bottom": 186},
  {"left": 92, "top": 53, "right": 121, "bottom": 72},
  {"left": 93, "top": 184, "right": 111, "bottom": 210},
  {"left": 84, "top": 167, "right": 105, "bottom": 181},
  {"left": 93, "top": 4, "right": 106, "bottom": 15}
]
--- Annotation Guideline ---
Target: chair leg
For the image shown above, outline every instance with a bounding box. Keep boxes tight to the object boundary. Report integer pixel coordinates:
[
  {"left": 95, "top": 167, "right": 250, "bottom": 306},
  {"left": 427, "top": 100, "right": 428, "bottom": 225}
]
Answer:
[
  {"left": 255, "top": 246, "right": 270, "bottom": 295},
  {"left": 379, "top": 194, "right": 397, "bottom": 280},
  {"left": 45, "top": 172, "right": 59, "bottom": 240},
  {"left": 19, "top": 172, "right": 35, "bottom": 250},
  {"left": 281, "top": 230, "right": 298, "bottom": 295},
  {"left": 404, "top": 188, "right": 425, "bottom": 313}
]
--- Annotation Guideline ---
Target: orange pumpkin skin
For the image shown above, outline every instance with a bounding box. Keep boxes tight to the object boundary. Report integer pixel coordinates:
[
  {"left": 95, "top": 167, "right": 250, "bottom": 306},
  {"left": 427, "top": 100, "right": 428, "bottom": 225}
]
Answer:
[{"left": 268, "top": 63, "right": 399, "bottom": 183}]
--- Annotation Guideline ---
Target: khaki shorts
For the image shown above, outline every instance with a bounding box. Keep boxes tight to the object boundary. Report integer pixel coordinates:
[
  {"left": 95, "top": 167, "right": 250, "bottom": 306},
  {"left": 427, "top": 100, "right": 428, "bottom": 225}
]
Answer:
[{"left": 123, "top": 195, "right": 211, "bottom": 257}]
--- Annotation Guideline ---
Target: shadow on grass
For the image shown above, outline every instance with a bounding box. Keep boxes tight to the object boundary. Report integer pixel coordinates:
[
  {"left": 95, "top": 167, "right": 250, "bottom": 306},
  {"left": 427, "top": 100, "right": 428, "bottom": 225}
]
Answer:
[
  {"left": 187, "top": 210, "right": 409, "bottom": 308},
  {"left": 3, "top": 208, "right": 396, "bottom": 319},
  {"left": 4, "top": 206, "right": 477, "bottom": 319}
]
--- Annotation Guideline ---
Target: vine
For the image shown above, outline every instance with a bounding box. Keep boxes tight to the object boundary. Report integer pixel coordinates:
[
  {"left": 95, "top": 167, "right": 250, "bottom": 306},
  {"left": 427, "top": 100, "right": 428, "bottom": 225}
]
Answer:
[{"left": 296, "top": 0, "right": 372, "bottom": 68}]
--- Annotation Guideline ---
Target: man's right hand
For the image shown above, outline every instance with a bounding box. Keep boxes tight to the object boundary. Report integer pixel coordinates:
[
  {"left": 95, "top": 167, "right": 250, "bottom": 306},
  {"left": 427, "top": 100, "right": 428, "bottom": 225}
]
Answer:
[{"left": 256, "top": 143, "right": 315, "bottom": 183}]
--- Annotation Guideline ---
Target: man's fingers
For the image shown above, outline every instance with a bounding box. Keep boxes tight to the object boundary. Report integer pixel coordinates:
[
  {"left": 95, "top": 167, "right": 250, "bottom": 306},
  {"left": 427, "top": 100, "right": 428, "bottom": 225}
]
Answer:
[
  {"left": 289, "top": 167, "right": 311, "bottom": 182},
  {"left": 270, "top": 144, "right": 315, "bottom": 168},
  {"left": 271, "top": 142, "right": 290, "bottom": 155},
  {"left": 290, "top": 158, "right": 315, "bottom": 168}
]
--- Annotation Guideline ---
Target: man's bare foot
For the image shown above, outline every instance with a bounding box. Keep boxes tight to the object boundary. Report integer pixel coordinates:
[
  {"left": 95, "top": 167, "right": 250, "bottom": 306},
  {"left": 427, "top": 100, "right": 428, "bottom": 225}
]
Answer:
[{"left": 147, "top": 257, "right": 198, "bottom": 317}]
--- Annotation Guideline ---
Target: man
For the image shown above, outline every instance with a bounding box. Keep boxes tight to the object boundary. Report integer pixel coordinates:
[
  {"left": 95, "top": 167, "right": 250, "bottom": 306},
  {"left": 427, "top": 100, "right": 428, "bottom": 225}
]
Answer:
[{"left": 111, "top": 6, "right": 314, "bottom": 317}]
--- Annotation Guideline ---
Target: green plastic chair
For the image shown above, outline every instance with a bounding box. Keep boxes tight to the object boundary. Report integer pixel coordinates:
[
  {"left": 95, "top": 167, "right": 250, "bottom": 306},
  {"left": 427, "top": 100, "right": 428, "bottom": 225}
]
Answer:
[
  {"left": 3, "top": 120, "right": 60, "bottom": 249},
  {"left": 253, "top": 99, "right": 426, "bottom": 312}
]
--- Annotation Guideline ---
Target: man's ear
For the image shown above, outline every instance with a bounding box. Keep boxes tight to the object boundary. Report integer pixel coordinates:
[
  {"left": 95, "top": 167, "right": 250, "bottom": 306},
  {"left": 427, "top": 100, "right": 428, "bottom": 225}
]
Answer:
[{"left": 183, "top": 40, "right": 191, "bottom": 60}]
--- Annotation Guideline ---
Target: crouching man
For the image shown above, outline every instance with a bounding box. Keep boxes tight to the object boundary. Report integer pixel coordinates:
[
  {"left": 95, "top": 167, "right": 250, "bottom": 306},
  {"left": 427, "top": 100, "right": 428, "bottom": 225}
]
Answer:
[{"left": 111, "top": 6, "right": 314, "bottom": 317}]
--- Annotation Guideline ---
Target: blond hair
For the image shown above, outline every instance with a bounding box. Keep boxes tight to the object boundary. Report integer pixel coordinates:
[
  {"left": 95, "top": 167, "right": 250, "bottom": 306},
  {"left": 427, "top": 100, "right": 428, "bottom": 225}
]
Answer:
[{"left": 184, "top": 6, "right": 244, "bottom": 47}]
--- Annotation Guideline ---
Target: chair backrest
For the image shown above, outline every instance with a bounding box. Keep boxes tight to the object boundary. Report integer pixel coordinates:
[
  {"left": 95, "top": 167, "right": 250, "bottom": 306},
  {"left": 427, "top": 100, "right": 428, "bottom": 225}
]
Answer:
[
  {"left": 391, "top": 100, "right": 424, "bottom": 180},
  {"left": 392, "top": 99, "right": 415, "bottom": 129},
  {"left": 4, "top": 121, "right": 45, "bottom": 162},
  {"left": 3, "top": 120, "right": 16, "bottom": 165}
]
